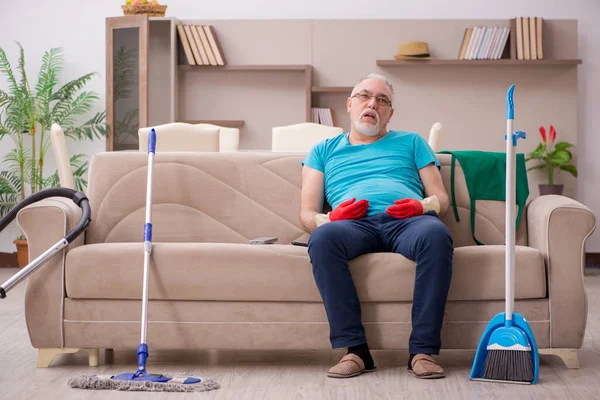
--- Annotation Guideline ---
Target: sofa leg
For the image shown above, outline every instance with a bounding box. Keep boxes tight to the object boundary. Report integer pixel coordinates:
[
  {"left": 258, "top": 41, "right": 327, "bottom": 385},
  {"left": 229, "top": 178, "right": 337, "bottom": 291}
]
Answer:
[
  {"left": 37, "top": 348, "right": 80, "bottom": 368},
  {"left": 539, "top": 348, "right": 579, "bottom": 369},
  {"left": 88, "top": 349, "right": 100, "bottom": 367}
]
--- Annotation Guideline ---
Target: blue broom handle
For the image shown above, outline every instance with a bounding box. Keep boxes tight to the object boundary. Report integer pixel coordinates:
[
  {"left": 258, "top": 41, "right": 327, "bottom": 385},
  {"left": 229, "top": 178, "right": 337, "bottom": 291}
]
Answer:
[
  {"left": 505, "top": 86, "right": 526, "bottom": 326},
  {"left": 505, "top": 120, "right": 515, "bottom": 324},
  {"left": 505, "top": 85, "right": 516, "bottom": 325}
]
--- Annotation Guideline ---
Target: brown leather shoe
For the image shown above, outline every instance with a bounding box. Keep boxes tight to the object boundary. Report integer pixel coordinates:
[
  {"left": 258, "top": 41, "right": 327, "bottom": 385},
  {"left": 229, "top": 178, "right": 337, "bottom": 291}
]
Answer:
[
  {"left": 408, "top": 354, "right": 445, "bottom": 379},
  {"left": 327, "top": 353, "right": 376, "bottom": 378}
]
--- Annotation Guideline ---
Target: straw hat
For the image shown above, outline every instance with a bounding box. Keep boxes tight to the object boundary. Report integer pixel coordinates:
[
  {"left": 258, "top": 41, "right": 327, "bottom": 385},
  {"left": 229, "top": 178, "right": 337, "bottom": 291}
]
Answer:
[{"left": 394, "top": 41, "right": 433, "bottom": 60}]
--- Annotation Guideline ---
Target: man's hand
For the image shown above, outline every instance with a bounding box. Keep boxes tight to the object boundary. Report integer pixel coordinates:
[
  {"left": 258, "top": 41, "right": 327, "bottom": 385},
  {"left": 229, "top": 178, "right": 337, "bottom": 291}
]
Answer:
[
  {"left": 386, "top": 198, "right": 424, "bottom": 219},
  {"left": 386, "top": 195, "right": 441, "bottom": 219},
  {"left": 329, "top": 198, "right": 369, "bottom": 221}
]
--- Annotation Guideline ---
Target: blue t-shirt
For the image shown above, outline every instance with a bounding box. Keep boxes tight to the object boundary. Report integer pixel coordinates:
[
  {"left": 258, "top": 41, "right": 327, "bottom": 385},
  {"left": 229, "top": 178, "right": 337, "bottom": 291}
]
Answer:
[{"left": 302, "top": 130, "right": 439, "bottom": 217}]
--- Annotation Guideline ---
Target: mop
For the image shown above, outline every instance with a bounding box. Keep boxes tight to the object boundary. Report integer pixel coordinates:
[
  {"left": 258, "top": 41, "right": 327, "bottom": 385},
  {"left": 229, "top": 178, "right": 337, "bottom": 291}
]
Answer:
[
  {"left": 469, "top": 84, "right": 539, "bottom": 384},
  {"left": 68, "top": 128, "right": 220, "bottom": 392}
]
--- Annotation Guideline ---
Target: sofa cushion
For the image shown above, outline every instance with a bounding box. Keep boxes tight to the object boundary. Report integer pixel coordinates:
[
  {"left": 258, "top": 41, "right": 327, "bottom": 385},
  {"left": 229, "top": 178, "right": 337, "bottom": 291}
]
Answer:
[
  {"left": 65, "top": 243, "right": 546, "bottom": 302},
  {"left": 84, "top": 152, "right": 527, "bottom": 249}
]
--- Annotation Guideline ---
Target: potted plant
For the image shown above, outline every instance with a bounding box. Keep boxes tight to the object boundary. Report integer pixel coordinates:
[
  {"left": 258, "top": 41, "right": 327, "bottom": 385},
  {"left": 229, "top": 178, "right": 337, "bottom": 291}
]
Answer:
[
  {"left": 525, "top": 125, "right": 577, "bottom": 196},
  {"left": 0, "top": 42, "right": 106, "bottom": 267}
]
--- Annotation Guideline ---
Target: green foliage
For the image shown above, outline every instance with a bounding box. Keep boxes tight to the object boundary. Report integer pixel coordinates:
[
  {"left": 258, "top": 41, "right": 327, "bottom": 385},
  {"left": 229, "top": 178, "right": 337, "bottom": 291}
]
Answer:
[
  {"left": 525, "top": 126, "right": 577, "bottom": 185},
  {"left": 0, "top": 42, "right": 105, "bottom": 218}
]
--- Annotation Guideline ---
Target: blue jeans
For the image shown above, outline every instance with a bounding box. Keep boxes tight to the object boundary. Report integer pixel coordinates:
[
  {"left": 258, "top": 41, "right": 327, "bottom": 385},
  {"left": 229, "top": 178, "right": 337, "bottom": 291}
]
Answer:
[{"left": 307, "top": 212, "right": 453, "bottom": 355}]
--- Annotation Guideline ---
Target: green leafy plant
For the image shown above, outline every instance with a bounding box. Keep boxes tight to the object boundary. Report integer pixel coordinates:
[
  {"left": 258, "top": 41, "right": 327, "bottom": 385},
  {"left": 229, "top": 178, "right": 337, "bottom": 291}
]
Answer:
[
  {"left": 0, "top": 42, "right": 105, "bottom": 217},
  {"left": 525, "top": 125, "right": 577, "bottom": 185}
]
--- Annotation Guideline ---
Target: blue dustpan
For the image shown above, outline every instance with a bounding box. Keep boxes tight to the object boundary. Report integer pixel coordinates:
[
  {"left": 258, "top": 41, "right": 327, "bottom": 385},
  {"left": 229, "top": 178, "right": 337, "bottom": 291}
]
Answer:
[{"left": 469, "top": 312, "right": 540, "bottom": 384}]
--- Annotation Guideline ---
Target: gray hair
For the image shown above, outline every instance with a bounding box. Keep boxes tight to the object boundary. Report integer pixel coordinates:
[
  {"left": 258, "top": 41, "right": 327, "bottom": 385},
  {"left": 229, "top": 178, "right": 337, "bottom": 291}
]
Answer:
[{"left": 351, "top": 73, "right": 394, "bottom": 98}]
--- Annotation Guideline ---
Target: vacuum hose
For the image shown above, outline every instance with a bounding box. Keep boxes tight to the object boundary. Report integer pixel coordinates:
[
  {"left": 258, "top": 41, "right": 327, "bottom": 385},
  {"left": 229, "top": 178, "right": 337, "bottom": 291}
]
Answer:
[
  {"left": 0, "top": 187, "right": 91, "bottom": 299},
  {"left": 0, "top": 187, "right": 91, "bottom": 243}
]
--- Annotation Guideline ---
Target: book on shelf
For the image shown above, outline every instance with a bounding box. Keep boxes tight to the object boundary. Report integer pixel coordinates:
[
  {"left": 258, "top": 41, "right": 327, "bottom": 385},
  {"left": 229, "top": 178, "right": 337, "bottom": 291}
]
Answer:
[
  {"left": 189, "top": 25, "right": 209, "bottom": 65},
  {"left": 176, "top": 25, "right": 196, "bottom": 65},
  {"left": 458, "top": 24, "right": 510, "bottom": 60},
  {"left": 311, "top": 107, "right": 334, "bottom": 127},
  {"left": 457, "top": 17, "right": 544, "bottom": 61},
  {"left": 196, "top": 25, "right": 217, "bottom": 66},
  {"left": 536, "top": 17, "right": 543, "bottom": 59},
  {"left": 204, "top": 26, "right": 227, "bottom": 66},
  {"left": 513, "top": 17, "right": 544, "bottom": 60},
  {"left": 523, "top": 17, "right": 530, "bottom": 59},
  {"left": 177, "top": 24, "right": 227, "bottom": 66}
]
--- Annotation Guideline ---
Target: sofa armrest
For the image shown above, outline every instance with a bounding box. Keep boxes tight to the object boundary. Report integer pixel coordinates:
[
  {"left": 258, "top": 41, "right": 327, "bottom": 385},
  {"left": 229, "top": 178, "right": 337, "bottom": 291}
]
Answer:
[
  {"left": 527, "top": 194, "right": 596, "bottom": 348},
  {"left": 16, "top": 197, "right": 86, "bottom": 349}
]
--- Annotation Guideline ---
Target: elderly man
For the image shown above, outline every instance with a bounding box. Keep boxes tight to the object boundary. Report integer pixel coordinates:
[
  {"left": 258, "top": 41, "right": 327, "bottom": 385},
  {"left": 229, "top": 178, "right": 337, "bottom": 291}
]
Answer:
[{"left": 299, "top": 73, "right": 453, "bottom": 379}]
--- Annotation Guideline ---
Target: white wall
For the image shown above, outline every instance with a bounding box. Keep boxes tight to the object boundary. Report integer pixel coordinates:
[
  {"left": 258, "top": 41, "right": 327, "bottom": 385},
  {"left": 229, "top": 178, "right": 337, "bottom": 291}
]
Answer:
[{"left": 0, "top": 0, "right": 598, "bottom": 252}]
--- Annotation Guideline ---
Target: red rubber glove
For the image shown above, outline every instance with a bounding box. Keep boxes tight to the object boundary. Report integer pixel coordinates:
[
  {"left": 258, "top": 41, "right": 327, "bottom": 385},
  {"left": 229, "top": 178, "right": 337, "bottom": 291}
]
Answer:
[
  {"left": 385, "top": 198, "right": 424, "bottom": 219},
  {"left": 329, "top": 198, "right": 369, "bottom": 221}
]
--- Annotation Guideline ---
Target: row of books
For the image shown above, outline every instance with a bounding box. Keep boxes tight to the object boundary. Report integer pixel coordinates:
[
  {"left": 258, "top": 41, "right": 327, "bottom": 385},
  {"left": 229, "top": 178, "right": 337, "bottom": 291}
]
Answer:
[
  {"left": 311, "top": 108, "right": 334, "bottom": 127},
  {"left": 458, "top": 25, "right": 510, "bottom": 60},
  {"left": 514, "top": 17, "right": 543, "bottom": 60},
  {"left": 177, "top": 24, "right": 227, "bottom": 66}
]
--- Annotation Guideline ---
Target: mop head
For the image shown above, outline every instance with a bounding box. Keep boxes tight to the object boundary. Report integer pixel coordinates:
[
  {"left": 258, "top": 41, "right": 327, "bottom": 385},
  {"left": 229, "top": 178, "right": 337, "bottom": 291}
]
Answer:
[{"left": 68, "top": 374, "right": 220, "bottom": 392}]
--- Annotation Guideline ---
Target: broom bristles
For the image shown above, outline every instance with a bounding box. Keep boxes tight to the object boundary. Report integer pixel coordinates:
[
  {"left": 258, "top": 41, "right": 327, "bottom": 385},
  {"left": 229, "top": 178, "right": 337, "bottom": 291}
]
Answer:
[
  {"left": 68, "top": 375, "right": 220, "bottom": 392},
  {"left": 482, "top": 350, "right": 534, "bottom": 382}
]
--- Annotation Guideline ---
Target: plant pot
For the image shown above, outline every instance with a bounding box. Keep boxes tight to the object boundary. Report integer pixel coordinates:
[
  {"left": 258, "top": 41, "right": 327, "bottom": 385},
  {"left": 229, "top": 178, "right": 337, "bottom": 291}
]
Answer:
[
  {"left": 13, "top": 239, "right": 28, "bottom": 268},
  {"left": 539, "top": 184, "right": 564, "bottom": 196}
]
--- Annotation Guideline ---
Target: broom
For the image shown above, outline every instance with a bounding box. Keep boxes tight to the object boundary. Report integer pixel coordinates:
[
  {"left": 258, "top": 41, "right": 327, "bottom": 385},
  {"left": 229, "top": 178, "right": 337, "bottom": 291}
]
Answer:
[
  {"left": 469, "top": 84, "right": 540, "bottom": 384},
  {"left": 68, "top": 128, "right": 220, "bottom": 392}
]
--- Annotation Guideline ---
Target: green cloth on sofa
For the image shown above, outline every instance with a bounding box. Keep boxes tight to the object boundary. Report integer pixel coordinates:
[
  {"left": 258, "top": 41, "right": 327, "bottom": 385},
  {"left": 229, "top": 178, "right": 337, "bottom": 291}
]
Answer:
[{"left": 437, "top": 150, "right": 529, "bottom": 245}]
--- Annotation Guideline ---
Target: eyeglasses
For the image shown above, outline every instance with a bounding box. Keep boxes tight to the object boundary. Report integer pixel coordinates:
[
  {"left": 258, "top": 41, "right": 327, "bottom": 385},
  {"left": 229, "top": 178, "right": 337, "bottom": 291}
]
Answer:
[{"left": 351, "top": 91, "right": 392, "bottom": 107}]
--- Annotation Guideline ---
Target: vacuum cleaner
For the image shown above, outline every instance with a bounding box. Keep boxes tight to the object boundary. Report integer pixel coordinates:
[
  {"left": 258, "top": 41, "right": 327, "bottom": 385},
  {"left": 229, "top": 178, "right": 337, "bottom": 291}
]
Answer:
[{"left": 2, "top": 130, "right": 220, "bottom": 392}]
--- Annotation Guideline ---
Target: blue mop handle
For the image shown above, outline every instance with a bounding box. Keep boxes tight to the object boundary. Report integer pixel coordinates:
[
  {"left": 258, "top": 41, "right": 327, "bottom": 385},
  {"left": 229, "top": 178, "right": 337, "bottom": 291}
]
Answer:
[
  {"left": 136, "top": 343, "right": 149, "bottom": 376},
  {"left": 144, "top": 128, "right": 155, "bottom": 249},
  {"left": 144, "top": 128, "right": 156, "bottom": 246},
  {"left": 148, "top": 128, "right": 156, "bottom": 154},
  {"left": 136, "top": 128, "right": 156, "bottom": 377}
]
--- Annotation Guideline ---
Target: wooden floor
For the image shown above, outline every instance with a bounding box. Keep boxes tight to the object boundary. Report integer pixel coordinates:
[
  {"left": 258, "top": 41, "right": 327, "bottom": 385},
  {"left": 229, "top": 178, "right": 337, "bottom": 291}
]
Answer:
[{"left": 1, "top": 268, "right": 600, "bottom": 399}]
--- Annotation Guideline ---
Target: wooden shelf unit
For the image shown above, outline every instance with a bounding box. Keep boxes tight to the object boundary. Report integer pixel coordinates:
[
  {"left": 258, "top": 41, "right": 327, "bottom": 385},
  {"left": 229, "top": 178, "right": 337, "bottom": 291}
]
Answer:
[
  {"left": 105, "top": 17, "right": 582, "bottom": 151},
  {"left": 179, "top": 64, "right": 313, "bottom": 125},
  {"left": 179, "top": 64, "right": 311, "bottom": 71},
  {"left": 376, "top": 59, "right": 582, "bottom": 66}
]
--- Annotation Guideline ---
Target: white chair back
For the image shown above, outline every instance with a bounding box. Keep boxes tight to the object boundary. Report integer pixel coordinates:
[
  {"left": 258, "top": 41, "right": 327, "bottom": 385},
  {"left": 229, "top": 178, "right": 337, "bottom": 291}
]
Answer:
[
  {"left": 272, "top": 122, "right": 343, "bottom": 152},
  {"left": 138, "top": 123, "right": 219, "bottom": 152},
  {"left": 194, "top": 123, "right": 240, "bottom": 152}
]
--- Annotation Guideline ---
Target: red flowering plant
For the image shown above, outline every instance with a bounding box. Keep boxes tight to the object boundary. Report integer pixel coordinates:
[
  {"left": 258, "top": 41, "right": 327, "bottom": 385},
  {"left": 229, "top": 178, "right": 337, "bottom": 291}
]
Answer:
[{"left": 525, "top": 125, "right": 577, "bottom": 184}]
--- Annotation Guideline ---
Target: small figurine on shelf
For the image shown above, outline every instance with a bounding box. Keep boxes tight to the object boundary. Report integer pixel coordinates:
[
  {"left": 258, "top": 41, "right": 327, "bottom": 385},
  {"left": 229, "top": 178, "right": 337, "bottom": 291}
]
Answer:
[{"left": 122, "top": 0, "right": 167, "bottom": 17}]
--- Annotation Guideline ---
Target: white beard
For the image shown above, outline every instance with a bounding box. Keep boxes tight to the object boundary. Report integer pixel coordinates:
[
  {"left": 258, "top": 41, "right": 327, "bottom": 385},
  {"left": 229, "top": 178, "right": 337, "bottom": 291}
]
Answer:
[{"left": 354, "top": 112, "right": 380, "bottom": 136}]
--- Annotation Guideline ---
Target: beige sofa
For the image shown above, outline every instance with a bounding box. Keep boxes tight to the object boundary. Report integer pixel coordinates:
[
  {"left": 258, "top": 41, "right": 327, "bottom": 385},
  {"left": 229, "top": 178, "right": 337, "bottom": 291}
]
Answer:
[{"left": 17, "top": 151, "right": 596, "bottom": 369}]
